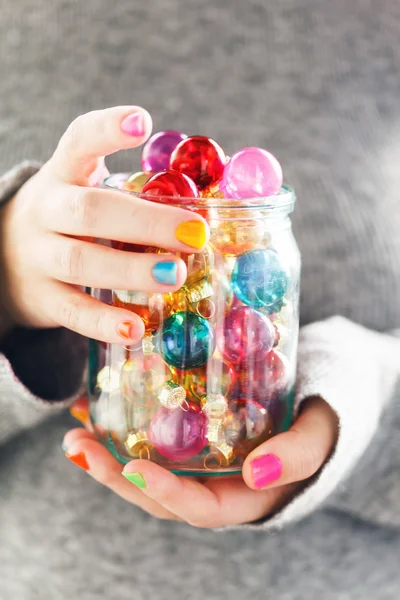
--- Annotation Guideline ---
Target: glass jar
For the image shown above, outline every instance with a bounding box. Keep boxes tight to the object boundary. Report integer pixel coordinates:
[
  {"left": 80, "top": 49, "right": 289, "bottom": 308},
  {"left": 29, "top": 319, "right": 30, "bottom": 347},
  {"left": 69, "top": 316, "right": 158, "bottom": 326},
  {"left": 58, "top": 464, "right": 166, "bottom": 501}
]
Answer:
[{"left": 88, "top": 174, "right": 300, "bottom": 476}]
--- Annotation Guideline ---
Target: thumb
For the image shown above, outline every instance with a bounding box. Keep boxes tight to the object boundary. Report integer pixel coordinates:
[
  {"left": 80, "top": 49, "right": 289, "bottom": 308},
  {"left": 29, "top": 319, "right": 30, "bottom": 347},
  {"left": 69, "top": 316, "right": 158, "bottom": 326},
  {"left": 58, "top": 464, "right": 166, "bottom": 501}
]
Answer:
[
  {"left": 242, "top": 397, "right": 339, "bottom": 490},
  {"left": 50, "top": 106, "right": 152, "bottom": 185}
]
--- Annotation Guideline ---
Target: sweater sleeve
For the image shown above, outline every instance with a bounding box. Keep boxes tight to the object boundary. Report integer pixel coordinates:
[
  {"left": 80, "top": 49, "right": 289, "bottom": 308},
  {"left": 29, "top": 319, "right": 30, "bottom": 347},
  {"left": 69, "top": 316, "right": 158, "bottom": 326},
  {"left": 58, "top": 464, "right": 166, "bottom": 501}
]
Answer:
[
  {"left": 249, "top": 316, "right": 400, "bottom": 532},
  {"left": 0, "top": 163, "right": 87, "bottom": 445}
]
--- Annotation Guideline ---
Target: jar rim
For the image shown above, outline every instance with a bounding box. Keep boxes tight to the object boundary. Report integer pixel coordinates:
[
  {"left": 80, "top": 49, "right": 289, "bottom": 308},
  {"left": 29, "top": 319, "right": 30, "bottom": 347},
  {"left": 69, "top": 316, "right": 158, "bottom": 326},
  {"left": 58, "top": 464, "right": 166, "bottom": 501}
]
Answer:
[{"left": 103, "top": 173, "right": 296, "bottom": 212}]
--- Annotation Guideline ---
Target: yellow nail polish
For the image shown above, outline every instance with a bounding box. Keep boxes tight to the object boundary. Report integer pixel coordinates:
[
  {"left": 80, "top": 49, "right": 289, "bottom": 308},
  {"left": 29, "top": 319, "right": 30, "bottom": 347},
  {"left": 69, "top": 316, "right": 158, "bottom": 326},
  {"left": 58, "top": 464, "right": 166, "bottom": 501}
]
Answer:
[{"left": 175, "top": 220, "right": 207, "bottom": 249}]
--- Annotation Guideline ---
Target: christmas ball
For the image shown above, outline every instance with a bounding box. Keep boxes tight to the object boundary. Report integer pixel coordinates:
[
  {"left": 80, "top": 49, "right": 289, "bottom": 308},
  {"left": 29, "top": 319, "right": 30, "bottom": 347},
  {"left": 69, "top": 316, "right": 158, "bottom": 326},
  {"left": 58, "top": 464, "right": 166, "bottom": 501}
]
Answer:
[
  {"left": 142, "top": 169, "right": 199, "bottom": 199},
  {"left": 123, "top": 171, "right": 149, "bottom": 192},
  {"left": 223, "top": 398, "right": 274, "bottom": 454},
  {"left": 220, "top": 147, "right": 283, "bottom": 199},
  {"left": 141, "top": 131, "right": 187, "bottom": 174},
  {"left": 231, "top": 248, "right": 288, "bottom": 308},
  {"left": 171, "top": 357, "right": 237, "bottom": 403},
  {"left": 170, "top": 136, "right": 226, "bottom": 190},
  {"left": 149, "top": 402, "right": 207, "bottom": 462},
  {"left": 160, "top": 311, "right": 216, "bottom": 369},
  {"left": 210, "top": 217, "right": 269, "bottom": 257},
  {"left": 113, "top": 290, "right": 164, "bottom": 333},
  {"left": 120, "top": 352, "right": 169, "bottom": 403},
  {"left": 238, "top": 349, "right": 290, "bottom": 404},
  {"left": 219, "top": 306, "right": 275, "bottom": 364}
]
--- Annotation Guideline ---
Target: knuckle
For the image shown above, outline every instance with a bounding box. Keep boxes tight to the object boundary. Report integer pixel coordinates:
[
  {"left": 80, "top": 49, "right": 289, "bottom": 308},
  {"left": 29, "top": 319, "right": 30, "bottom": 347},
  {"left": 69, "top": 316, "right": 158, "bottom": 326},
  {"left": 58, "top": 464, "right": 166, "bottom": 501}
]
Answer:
[
  {"left": 62, "top": 115, "right": 85, "bottom": 154},
  {"left": 60, "top": 294, "right": 82, "bottom": 330},
  {"left": 296, "top": 440, "right": 321, "bottom": 480},
  {"left": 67, "top": 188, "right": 99, "bottom": 230},
  {"left": 92, "top": 310, "right": 110, "bottom": 340},
  {"left": 55, "top": 242, "right": 85, "bottom": 282}
]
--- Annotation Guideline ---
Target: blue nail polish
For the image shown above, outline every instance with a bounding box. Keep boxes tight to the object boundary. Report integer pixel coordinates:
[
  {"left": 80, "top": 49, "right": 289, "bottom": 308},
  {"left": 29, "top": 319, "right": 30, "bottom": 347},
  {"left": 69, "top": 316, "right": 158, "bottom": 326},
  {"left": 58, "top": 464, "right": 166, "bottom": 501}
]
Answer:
[
  {"left": 61, "top": 442, "right": 68, "bottom": 452},
  {"left": 152, "top": 261, "right": 178, "bottom": 285}
]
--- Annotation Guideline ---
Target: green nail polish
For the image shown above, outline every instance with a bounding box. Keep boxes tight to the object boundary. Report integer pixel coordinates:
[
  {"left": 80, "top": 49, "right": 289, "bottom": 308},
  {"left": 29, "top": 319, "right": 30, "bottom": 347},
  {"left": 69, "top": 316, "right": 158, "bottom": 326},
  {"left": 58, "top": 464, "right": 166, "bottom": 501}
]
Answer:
[{"left": 122, "top": 471, "right": 146, "bottom": 489}]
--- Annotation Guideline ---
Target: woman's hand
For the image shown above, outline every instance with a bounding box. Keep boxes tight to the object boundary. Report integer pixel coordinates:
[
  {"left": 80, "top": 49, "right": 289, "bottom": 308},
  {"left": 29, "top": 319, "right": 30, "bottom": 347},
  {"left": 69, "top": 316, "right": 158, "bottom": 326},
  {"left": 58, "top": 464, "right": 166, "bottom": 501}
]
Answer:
[
  {"left": 64, "top": 396, "right": 338, "bottom": 527},
  {"left": 0, "top": 106, "right": 208, "bottom": 344}
]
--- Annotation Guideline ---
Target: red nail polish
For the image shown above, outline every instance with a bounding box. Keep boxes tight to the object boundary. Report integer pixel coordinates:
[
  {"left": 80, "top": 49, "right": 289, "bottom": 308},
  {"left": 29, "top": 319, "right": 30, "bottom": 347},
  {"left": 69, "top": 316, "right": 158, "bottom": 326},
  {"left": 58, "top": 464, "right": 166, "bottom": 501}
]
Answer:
[
  {"left": 251, "top": 454, "right": 282, "bottom": 489},
  {"left": 121, "top": 113, "right": 145, "bottom": 137},
  {"left": 66, "top": 451, "right": 89, "bottom": 471},
  {"left": 117, "top": 321, "right": 135, "bottom": 340}
]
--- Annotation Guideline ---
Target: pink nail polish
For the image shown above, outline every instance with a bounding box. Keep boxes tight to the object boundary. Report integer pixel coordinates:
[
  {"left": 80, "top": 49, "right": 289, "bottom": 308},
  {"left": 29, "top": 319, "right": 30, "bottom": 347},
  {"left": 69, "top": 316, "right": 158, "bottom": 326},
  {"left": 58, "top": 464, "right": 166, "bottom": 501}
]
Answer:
[
  {"left": 251, "top": 454, "right": 282, "bottom": 489},
  {"left": 121, "top": 113, "right": 146, "bottom": 137}
]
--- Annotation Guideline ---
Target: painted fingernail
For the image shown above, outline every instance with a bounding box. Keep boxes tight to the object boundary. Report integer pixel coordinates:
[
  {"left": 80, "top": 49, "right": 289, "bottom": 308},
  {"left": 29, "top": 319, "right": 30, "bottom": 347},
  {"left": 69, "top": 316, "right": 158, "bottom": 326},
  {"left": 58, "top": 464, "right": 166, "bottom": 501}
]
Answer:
[
  {"left": 61, "top": 442, "right": 68, "bottom": 452},
  {"left": 122, "top": 471, "right": 146, "bottom": 489},
  {"left": 175, "top": 220, "right": 207, "bottom": 249},
  {"left": 117, "top": 321, "right": 135, "bottom": 340},
  {"left": 65, "top": 451, "right": 89, "bottom": 471},
  {"left": 152, "top": 261, "right": 178, "bottom": 285},
  {"left": 251, "top": 454, "right": 282, "bottom": 489},
  {"left": 121, "top": 112, "right": 146, "bottom": 137}
]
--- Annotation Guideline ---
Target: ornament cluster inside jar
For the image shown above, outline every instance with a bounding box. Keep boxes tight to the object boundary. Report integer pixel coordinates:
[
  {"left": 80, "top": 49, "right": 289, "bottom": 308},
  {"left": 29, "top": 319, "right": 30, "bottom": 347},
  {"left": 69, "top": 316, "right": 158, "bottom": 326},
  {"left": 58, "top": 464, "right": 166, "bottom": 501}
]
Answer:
[{"left": 88, "top": 130, "right": 300, "bottom": 475}]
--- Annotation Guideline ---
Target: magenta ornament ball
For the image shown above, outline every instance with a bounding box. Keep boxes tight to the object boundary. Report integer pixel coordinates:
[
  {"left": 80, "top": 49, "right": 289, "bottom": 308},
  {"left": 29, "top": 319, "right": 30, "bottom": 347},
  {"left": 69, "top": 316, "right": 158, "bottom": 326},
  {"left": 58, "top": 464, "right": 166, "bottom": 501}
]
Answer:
[
  {"left": 141, "top": 131, "right": 187, "bottom": 174},
  {"left": 220, "top": 147, "right": 283, "bottom": 199}
]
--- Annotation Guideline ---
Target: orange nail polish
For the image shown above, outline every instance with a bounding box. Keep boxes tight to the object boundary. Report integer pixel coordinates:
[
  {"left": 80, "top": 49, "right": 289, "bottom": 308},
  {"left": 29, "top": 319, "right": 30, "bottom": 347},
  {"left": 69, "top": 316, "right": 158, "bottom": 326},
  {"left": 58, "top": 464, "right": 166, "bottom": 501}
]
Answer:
[
  {"left": 175, "top": 220, "right": 207, "bottom": 249},
  {"left": 66, "top": 451, "right": 89, "bottom": 471},
  {"left": 117, "top": 321, "right": 135, "bottom": 339}
]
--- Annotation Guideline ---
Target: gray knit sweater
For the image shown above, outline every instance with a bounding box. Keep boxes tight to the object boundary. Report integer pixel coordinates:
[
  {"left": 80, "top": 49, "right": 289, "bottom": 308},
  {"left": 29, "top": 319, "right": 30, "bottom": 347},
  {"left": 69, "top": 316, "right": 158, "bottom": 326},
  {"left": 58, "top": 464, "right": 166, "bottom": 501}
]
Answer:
[{"left": 1, "top": 1, "right": 400, "bottom": 599}]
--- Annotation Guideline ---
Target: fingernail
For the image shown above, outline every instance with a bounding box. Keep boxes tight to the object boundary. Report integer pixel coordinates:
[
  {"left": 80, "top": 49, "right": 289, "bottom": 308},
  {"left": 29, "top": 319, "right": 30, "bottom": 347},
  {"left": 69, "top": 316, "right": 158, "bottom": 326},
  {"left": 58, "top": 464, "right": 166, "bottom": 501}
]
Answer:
[
  {"left": 122, "top": 471, "right": 146, "bottom": 489},
  {"left": 65, "top": 451, "right": 89, "bottom": 471},
  {"left": 152, "top": 261, "right": 178, "bottom": 285},
  {"left": 121, "top": 112, "right": 146, "bottom": 137},
  {"left": 61, "top": 442, "right": 68, "bottom": 452},
  {"left": 251, "top": 454, "right": 282, "bottom": 489},
  {"left": 175, "top": 220, "right": 207, "bottom": 249},
  {"left": 117, "top": 321, "right": 135, "bottom": 340}
]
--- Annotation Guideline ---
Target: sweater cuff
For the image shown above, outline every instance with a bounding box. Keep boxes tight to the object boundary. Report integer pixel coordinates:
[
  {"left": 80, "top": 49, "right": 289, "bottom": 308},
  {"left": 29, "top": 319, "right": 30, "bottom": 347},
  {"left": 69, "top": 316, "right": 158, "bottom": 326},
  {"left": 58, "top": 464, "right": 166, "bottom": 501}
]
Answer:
[
  {"left": 240, "top": 316, "right": 400, "bottom": 531},
  {"left": 0, "top": 161, "right": 41, "bottom": 207}
]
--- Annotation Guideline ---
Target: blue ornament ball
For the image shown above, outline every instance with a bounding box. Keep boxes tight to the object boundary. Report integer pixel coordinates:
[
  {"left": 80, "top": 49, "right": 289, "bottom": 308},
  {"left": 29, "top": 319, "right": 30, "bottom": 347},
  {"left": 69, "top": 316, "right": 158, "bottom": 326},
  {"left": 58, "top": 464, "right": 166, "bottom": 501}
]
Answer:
[
  {"left": 231, "top": 249, "right": 288, "bottom": 308},
  {"left": 160, "top": 311, "right": 216, "bottom": 370}
]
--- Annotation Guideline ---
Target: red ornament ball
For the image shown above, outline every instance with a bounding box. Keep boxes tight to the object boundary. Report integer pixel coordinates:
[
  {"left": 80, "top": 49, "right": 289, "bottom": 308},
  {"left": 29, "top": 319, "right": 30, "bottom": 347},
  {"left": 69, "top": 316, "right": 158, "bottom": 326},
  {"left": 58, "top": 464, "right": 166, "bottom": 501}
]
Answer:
[
  {"left": 142, "top": 169, "right": 199, "bottom": 199},
  {"left": 170, "top": 136, "right": 226, "bottom": 190}
]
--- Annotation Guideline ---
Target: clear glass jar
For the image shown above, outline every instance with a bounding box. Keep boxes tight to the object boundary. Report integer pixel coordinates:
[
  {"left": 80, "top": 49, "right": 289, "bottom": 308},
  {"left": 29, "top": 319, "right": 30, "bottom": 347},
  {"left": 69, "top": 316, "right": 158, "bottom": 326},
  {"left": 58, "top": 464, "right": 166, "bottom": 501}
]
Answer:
[{"left": 88, "top": 174, "right": 300, "bottom": 476}]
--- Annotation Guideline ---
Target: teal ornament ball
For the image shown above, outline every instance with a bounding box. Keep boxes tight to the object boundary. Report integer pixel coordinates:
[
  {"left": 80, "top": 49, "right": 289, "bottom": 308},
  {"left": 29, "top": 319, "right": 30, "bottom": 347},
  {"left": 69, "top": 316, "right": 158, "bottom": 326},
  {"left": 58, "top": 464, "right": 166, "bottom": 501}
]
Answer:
[
  {"left": 160, "top": 311, "right": 216, "bottom": 370},
  {"left": 231, "top": 249, "right": 288, "bottom": 308}
]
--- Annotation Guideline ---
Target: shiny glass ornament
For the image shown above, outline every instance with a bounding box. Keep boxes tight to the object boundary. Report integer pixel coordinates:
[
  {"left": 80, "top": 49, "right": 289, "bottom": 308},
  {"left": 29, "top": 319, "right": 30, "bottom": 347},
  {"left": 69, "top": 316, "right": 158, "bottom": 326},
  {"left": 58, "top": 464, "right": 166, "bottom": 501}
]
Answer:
[
  {"left": 123, "top": 171, "right": 149, "bottom": 192},
  {"left": 170, "top": 136, "right": 226, "bottom": 190},
  {"left": 231, "top": 248, "right": 288, "bottom": 308},
  {"left": 149, "top": 402, "right": 207, "bottom": 462},
  {"left": 142, "top": 169, "right": 199, "bottom": 199},
  {"left": 160, "top": 311, "right": 216, "bottom": 370},
  {"left": 141, "top": 131, "right": 187, "bottom": 174},
  {"left": 219, "top": 306, "right": 276, "bottom": 364},
  {"left": 90, "top": 174, "right": 299, "bottom": 474},
  {"left": 220, "top": 147, "right": 283, "bottom": 198}
]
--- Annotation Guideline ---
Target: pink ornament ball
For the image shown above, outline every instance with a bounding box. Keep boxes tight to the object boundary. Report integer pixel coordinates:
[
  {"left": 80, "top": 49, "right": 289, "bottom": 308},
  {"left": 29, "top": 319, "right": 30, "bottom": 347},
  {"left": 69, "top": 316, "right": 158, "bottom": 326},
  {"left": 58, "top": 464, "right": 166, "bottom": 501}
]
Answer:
[
  {"left": 149, "top": 402, "right": 207, "bottom": 462},
  {"left": 220, "top": 147, "right": 283, "bottom": 199}
]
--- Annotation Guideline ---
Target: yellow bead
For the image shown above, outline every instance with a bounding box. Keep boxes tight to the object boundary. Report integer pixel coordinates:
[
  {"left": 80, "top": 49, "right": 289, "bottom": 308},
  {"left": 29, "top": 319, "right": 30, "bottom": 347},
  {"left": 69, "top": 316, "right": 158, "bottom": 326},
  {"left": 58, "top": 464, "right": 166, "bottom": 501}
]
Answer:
[{"left": 123, "top": 171, "right": 150, "bottom": 192}]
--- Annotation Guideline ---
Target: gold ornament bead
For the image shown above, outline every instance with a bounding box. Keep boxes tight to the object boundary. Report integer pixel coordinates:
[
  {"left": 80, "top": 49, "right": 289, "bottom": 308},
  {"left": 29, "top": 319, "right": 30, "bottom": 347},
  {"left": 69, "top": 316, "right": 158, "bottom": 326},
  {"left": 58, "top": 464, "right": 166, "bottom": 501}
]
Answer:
[
  {"left": 185, "top": 279, "right": 214, "bottom": 304},
  {"left": 158, "top": 381, "right": 187, "bottom": 409},
  {"left": 206, "top": 419, "right": 223, "bottom": 444},
  {"left": 200, "top": 183, "right": 224, "bottom": 199},
  {"left": 142, "top": 334, "right": 155, "bottom": 355},
  {"left": 123, "top": 171, "right": 150, "bottom": 192},
  {"left": 125, "top": 430, "right": 152, "bottom": 458},
  {"left": 204, "top": 442, "right": 236, "bottom": 469},
  {"left": 96, "top": 366, "right": 121, "bottom": 393},
  {"left": 201, "top": 393, "right": 228, "bottom": 419}
]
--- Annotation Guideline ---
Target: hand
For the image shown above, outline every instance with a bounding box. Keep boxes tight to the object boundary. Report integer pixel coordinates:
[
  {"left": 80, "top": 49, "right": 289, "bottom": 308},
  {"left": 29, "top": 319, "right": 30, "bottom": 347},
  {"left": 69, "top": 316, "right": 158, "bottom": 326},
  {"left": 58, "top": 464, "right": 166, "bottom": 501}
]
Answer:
[
  {"left": 0, "top": 106, "right": 208, "bottom": 343},
  {"left": 64, "top": 396, "right": 338, "bottom": 527}
]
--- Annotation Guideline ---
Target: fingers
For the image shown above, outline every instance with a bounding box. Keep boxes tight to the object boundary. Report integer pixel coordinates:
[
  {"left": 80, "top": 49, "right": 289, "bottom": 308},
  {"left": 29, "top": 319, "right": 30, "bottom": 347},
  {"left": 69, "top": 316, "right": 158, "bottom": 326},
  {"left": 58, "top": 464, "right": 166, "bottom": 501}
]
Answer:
[
  {"left": 121, "top": 460, "right": 294, "bottom": 528},
  {"left": 42, "top": 185, "right": 209, "bottom": 252},
  {"left": 50, "top": 106, "right": 152, "bottom": 185},
  {"left": 36, "top": 234, "right": 187, "bottom": 292},
  {"left": 40, "top": 280, "right": 145, "bottom": 344},
  {"left": 63, "top": 430, "right": 180, "bottom": 521},
  {"left": 243, "top": 397, "right": 339, "bottom": 491}
]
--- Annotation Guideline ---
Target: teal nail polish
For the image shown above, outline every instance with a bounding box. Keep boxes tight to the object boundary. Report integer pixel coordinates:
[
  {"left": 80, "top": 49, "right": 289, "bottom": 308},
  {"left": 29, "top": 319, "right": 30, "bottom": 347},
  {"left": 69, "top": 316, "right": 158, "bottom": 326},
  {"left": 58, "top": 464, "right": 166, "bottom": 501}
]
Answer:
[
  {"left": 152, "top": 261, "right": 178, "bottom": 285},
  {"left": 61, "top": 442, "right": 68, "bottom": 452},
  {"left": 122, "top": 471, "right": 147, "bottom": 489}
]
